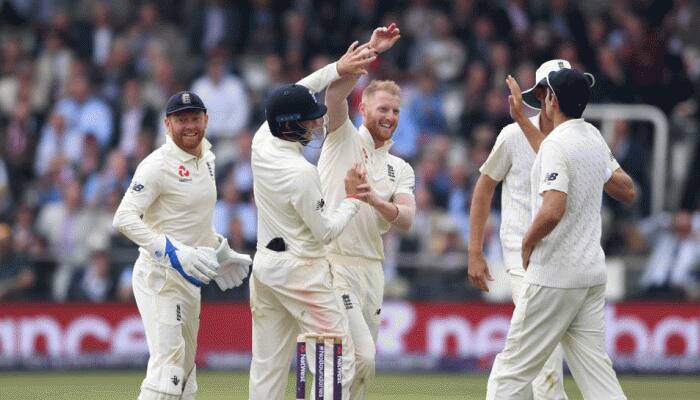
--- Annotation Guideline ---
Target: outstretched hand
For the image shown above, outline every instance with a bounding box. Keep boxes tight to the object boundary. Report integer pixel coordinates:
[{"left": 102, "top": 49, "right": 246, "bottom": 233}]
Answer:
[
  {"left": 337, "top": 41, "right": 377, "bottom": 77},
  {"left": 506, "top": 75, "right": 526, "bottom": 122},
  {"left": 369, "top": 23, "right": 401, "bottom": 54}
]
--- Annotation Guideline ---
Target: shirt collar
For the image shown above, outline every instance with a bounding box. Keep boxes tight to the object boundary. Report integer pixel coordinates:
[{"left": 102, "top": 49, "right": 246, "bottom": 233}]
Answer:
[
  {"left": 165, "top": 135, "right": 213, "bottom": 162},
  {"left": 271, "top": 133, "right": 304, "bottom": 153},
  {"left": 552, "top": 118, "right": 584, "bottom": 134},
  {"left": 359, "top": 124, "right": 394, "bottom": 154}
]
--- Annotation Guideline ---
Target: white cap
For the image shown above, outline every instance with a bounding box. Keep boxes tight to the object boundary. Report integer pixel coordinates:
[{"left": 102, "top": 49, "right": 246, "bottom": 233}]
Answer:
[{"left": 522, "top": 59, "right": 572, "bottom": 110}]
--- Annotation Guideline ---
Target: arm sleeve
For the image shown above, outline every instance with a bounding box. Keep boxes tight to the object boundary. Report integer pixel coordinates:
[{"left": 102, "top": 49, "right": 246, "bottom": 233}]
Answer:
[
  {"left": 479, "top": 130, "right": 512, "bottom": 182},
  {"left": 537, "top": 141, "right": 570, "bottom": 194},
  {"left": 296, "top": 62, "right": 341, "bottom": 94},
  {"left": 290, "top": 166, "right": 360, "bottom": 244},
  {"left": 324, "top": 117, "right": 356, "bottom": 147},
  {"left": 112, "top": 159, "right": 163, "bottom": 248},
  {"left": 395, "top": 162, "right": 416, "bottom": 196}
]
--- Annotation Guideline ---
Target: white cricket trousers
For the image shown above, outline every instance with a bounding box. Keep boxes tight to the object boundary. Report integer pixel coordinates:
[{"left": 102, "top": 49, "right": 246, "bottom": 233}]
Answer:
[
  {"left": 326, "top": 254, "right": 384, "bottom": 400},
  {"left": 487, "top": 283, "right": 626, "bottom": 400},
  {"left": 133, "top": 256, "right": 200, "bottom": 400},
  {"left": 248, "top": 249, "right": 356, "bottom": 400},
  {"left": 509, "top": 273, "right": 568, "bottom": 400}
]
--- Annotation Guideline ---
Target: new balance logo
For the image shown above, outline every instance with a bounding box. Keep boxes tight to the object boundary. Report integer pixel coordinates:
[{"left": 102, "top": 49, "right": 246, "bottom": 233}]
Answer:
[
  {"left": 176, "top": 304, "right": 181, "bottom": 321},
  {"left": 342, "top": 294, "right": 353, "bottom": 310},
  {"left": 131, "top": 182, "right": 144, "bottom": 192},
  {"left": 315, "top": 199, "right": 325, "bottom": 211},
  {"left": 171, "top": 376, "right": 180, "bottom": 386},
  {"left": 544, "top": 172, "right": 559, "bottom": 182}
]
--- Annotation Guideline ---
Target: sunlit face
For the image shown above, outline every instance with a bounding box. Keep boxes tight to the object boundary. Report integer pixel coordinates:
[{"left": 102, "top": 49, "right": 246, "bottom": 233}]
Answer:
[
  {"left": 360, "top": 91, "right": 400, "bottom": 145},
  {"left": 165, "top": 110, "right": 208, "bottom": 154}
]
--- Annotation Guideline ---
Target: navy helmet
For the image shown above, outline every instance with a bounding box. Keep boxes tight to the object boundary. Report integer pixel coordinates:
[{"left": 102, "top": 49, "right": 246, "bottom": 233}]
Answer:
[{"left": 265, "top": 84, "right": 327, "bottom": 144}]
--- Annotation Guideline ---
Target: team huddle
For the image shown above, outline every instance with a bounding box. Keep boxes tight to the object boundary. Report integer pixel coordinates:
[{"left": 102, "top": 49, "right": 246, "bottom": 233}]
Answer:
[{"left": 113, "top": 23, "right": 633, "bottom": 400}]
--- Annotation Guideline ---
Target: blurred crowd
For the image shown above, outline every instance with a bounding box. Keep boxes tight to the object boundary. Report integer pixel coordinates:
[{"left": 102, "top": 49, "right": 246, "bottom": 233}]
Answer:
[{"left": 1, "top": 0, "right": 700, "bottom": 303}]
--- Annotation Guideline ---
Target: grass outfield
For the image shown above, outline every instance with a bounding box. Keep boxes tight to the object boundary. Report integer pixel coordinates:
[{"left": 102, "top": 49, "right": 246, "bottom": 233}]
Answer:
[{"left": 1, "top": 371, "right": 699, "bottom": 399}]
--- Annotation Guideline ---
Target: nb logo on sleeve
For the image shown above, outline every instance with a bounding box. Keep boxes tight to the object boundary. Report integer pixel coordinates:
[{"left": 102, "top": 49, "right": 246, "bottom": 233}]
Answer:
[
  {"left": 131, "top": 182, "right": 144, "bottom": 192},
  {"left": 544, "top": 172, "right": 559, "bottom": 182},
  {"left": 315, "top": 199, "right": 325, "bottom": 211}
]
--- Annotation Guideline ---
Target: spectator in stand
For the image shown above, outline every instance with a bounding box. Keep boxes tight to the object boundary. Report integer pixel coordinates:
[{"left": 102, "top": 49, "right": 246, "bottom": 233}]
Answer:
[
  {"left": 68, "top": 249, "right": 114, "bottom": 302},
  {"left": 189, "top": 0, "right": 242, "bottom": 56},
  {"left": 636, "top": 210, "right": 700, "bottom": 298},
  {"left": 114, "top": 79, "right": 157, "bottom": 159},
  {"left": 408, "top": 71, "right": 448, "bottom": 138},
  {"left": 36, "top": 180, "right": 100, "bottom": 301},
  {"left": 84, "top": 149, "right": 131, "bottom": 206},
  {"left": 191, "top": 54, "right": 250, "bottom": 163},
  {"left": 34, "top": 111, "right": 82, "bottom": 177},
  {"left": 0, "top": 223, "right": 36, "bottom": 300},
  {"left": 54, "top": 74, "right": 113, "bottom": 148},
  {"left": 98, "top": 37, "right": 136, "bottom": 103}
]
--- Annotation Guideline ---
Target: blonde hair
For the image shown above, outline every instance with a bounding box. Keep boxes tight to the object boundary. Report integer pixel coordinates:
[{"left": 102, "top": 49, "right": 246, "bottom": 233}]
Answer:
[{"left": 361, "top": 80, "right": 401, "bottom": 102}]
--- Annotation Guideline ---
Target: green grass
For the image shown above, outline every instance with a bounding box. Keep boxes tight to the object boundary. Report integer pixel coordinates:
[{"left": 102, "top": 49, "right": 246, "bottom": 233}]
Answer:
[{"left": 0, "top": 371, "right": 698, "bottom": 399}]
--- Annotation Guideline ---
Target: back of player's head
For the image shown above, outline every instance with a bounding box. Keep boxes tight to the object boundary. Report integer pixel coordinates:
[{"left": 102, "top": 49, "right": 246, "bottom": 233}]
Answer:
[
  {"left": 546, "top": 68, "right": 595, "bottom": 118},
  {"left": 265, "top": 84, "right": 327, "bottom": 142},
  {"left": 362, "top": 80, "right": 401, "bottom": 103}
]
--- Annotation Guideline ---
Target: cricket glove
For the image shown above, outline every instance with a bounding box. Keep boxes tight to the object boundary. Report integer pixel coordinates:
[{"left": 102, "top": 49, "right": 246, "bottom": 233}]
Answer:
[
  {"left": 147, "top": 234, "right": 219, "bottom": 286},
  {"left": 213, "top": 234, "right": 252, "bottom": 290}
]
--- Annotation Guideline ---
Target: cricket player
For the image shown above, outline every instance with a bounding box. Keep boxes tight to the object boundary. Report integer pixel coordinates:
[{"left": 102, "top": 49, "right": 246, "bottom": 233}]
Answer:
[
  {"left": 113, "top": 91, "right": 252, "bottom": 400},
  {"left": 319, "top": 23, "right": 415, "bottom": 400},
  {"left": 248, "top": 42, "right": 377, "bottom": 399},
  {"left": 468, "top": 60, "right": 635, "bottom": 399},
  {"left": 486, "top": 68, "right": 630, "bottom": 400}
]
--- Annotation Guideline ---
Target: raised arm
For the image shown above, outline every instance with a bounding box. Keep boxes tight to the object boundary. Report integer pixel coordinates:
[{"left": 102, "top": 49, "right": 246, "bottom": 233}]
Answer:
[
  {"left": 467, "top": 174, "right": 499, "bottom": 292},
  {"left": 506, "top": 75, "right": 545, "bottom": 152},
  {"left": 326, "top": 24, "right": 401, "bottom": 132},
  {"left": 297, "top": 40, "right": 377, "bottom": 95}
]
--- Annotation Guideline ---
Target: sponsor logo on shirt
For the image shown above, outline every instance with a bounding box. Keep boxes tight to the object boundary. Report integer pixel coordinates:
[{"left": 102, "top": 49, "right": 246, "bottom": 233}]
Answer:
[
  {"left": 315, "top": 199, "right": 325, "bottom": 211},
  {"left": 178, "top": 165, "right": 192, "bottom": 182},
  {"left": 361, "top": 147, "right": 369, "bottom": 161},
  {"left": 387, "top": 164, "right": 395, "bottom": 182},
  {"left": 544, "top": 172, "right": 559, "bottom": 183}
]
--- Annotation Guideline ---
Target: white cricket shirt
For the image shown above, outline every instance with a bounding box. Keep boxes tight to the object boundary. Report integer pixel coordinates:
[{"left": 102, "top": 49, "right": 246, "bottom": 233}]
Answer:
[
  {"left": 479, "top": 116, "right": 539, "bottom": 275},
  {"left": 251, "top": 61, "right": 361, "bottom": 260},
  {"left": 526, "top": 118, "right": 610, "bottom": 288},
  {"left": 113, "top": 135, "right": 219, "bottom": 261},
  {"left": 251, "top": 123, "right": 360, "bottom": 259},
  {"left": 318, "top": 118, "right": 416, "bottom": 261},
  {"left": 479, "top": 115, "right": 620, "bottom": 275}
]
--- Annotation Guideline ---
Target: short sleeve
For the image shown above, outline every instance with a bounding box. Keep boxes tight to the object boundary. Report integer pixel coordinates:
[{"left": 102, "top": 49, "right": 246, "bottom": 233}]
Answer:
[
  {"left": 395, "top": 162, "right": 415, "bottom": 196},
  {"left": 479, "top": 130, "right": 512, "bottom": 182},
  {"left": 537, "top": 141, "right": 569, "bottom": 194}
]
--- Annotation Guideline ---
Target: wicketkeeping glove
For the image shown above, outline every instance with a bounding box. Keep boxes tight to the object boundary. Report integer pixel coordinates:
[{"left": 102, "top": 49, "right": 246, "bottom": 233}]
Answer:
[
  {"left": 213, "top": 234, "right": 252, "bottom": 290},
  {"left": 147, "top": 234, "right": 219, "bottom": 286}
]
